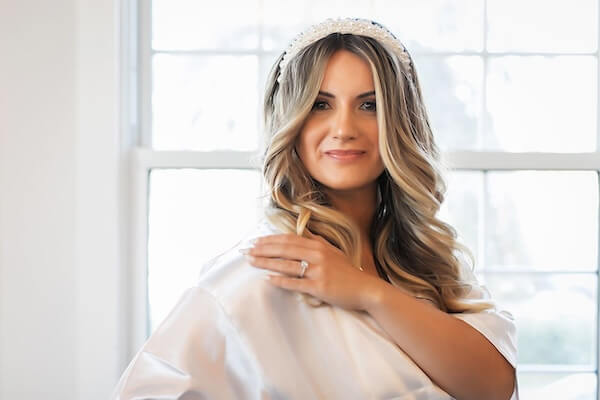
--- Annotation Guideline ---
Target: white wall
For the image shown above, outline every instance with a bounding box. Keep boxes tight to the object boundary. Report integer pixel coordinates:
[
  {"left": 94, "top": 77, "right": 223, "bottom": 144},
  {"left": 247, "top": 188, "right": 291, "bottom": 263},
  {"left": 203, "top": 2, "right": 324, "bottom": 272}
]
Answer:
[{"left": 0, "top": 0, "right": 126, "bottom": 398}]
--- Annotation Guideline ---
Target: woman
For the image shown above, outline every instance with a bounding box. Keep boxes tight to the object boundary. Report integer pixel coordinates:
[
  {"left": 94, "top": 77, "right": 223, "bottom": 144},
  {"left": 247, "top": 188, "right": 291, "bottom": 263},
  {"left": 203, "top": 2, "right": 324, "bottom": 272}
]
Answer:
[{"left": 113, "top": 18, "right": 519, "bottom": 400}]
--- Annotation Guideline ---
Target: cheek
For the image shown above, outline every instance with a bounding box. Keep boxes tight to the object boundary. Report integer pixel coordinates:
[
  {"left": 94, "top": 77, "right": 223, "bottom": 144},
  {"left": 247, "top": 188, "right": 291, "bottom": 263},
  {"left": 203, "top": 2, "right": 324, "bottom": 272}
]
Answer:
[
  {"left": 369, "top": 130, "right": 382, "bottom": 158},
  {"left": 371, "top": 142, "right": 386, "bottom": 174},
  {"left": 296, "top": 127, "right": 322, "bottom": 161}
]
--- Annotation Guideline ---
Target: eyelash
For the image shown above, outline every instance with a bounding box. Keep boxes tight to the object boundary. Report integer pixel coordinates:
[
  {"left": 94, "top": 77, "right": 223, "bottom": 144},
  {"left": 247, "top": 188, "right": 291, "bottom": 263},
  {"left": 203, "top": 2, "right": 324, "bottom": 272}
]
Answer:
[{"left": 311, "top": 100, "right": 377, "bottom": 112}]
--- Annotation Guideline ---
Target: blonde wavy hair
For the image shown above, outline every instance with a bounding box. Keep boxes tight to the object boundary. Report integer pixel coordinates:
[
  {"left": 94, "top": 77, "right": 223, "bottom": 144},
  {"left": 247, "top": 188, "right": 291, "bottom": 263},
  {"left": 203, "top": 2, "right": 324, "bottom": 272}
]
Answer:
[{"left": 260, "top": 30, "right": 494, "bottom": 313}]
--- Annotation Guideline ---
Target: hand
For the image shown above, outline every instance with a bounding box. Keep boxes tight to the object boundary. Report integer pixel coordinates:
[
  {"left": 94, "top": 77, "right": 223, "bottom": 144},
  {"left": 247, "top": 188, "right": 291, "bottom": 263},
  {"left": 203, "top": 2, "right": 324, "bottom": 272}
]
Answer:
[{"left": 240, "top": 229, "right": 384, "bottom": 311}]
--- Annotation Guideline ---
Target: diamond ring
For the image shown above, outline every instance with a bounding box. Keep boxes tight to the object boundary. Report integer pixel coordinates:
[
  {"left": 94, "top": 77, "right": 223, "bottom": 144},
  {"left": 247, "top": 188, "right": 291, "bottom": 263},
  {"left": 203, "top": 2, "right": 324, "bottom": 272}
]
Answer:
[{"left": 298, "top": 260, "right": 309, "bottom": 278}]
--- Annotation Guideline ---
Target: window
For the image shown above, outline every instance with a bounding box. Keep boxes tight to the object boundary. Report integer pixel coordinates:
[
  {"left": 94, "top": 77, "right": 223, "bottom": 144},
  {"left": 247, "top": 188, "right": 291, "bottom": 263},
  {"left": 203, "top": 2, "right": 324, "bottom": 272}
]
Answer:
[{"left": 130, "top": 1, "right": 600, "bottom": 397}]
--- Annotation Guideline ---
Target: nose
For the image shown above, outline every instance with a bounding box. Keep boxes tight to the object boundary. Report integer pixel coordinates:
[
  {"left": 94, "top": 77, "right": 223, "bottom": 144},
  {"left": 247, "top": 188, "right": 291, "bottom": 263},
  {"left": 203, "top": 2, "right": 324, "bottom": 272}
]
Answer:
[{"left": 331, "top": 106, "right": 357, "bottom": 141}]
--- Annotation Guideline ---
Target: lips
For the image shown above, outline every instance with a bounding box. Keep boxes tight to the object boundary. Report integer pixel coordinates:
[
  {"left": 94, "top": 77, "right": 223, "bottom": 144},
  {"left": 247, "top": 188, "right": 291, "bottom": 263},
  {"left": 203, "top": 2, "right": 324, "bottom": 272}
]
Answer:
[
  {"left": 325, "top": 150, "right": 365, "bottom": 155},
  {"left": 324, "top": 150, "right": 366, "bottom": 161}
]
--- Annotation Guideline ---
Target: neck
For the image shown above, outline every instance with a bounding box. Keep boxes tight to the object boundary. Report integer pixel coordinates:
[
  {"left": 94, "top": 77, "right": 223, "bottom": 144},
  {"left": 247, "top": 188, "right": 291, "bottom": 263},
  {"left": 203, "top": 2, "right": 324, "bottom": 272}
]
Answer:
[{"left": 324, "top": 182, "right": 379, "bottom": 241}]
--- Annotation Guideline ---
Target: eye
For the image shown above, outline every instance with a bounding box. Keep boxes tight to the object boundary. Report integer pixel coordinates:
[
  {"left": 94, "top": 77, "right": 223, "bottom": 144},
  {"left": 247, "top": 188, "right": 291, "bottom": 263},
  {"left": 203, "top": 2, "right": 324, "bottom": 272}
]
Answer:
[
  {"left": 361, "top": 101, "right": 377, "bottom": 112},
  {"left": 312, "top": 100, "right": 329, "bottom": 111}
]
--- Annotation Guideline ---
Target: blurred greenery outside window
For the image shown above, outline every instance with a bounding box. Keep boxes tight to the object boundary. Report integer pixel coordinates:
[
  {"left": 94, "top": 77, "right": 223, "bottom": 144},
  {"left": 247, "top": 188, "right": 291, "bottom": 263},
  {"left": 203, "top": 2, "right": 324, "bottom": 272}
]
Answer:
[{"left": 136, "top": 1, "right": 600, "bottom": 398}]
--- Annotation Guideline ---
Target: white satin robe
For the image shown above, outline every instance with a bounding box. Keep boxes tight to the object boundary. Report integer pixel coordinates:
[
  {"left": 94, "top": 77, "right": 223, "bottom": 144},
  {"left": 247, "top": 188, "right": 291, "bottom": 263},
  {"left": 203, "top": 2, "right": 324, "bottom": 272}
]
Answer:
[{"left": 112, "top": 218, "right": 519, "bottom": 399}]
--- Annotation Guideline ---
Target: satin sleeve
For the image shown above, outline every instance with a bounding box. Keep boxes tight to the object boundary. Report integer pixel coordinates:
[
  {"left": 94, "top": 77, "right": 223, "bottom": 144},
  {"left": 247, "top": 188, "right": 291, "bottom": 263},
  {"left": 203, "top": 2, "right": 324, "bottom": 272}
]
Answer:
[
  {"left": 451, "top": 283, "right": 520, "bottom": 400},
  {"left": 111, "top": 286, "right": 267, "bottom": 400}
]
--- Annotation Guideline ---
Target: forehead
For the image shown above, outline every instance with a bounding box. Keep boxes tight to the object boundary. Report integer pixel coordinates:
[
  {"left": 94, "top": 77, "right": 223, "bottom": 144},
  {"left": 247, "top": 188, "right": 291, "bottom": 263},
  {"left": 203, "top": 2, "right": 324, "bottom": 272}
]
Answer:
[{"left": 320, "top": 49, "right": 374, "bottom": 92}]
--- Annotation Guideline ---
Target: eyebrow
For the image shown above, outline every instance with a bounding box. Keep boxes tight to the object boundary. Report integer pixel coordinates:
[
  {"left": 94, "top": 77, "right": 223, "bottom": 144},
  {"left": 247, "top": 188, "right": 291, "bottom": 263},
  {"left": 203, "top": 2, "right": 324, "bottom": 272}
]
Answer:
[{"left": 318, "top": 90, "right": 376, "bottom": 99}]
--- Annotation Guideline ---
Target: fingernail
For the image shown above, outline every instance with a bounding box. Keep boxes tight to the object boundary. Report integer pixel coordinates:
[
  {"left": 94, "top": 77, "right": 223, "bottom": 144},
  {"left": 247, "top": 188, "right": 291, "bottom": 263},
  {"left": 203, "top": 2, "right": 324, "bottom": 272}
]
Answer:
[
  {"left": 239, "top": 247, "right": 251, "bottom": 254},
  {"left": 249, "top": 237, "right": 261, "bottom": 245}
]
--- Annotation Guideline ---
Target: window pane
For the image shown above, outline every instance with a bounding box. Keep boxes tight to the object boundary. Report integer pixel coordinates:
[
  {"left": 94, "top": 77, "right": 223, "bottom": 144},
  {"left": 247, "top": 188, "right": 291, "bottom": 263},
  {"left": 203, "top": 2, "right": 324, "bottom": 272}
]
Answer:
[
  {"left": 374, "top": 0, "right": 484, "bottom": 52},
  {"left": 147, "top": 168, "right": 263, "bottom": 332},
  {"left": 486, "top": 171, "right": 598, "bottom": 271},
  {"left": 487, "top": 0, "right": 597, "bottom": 52},
  {"left": 152, "top": 0, "right": 260, "bottom": 50},
  {"left": 484, "top": 272, "right": 597, "bottom": 366},
  {"left": 439, "top": 171, "right": 484, "bottom": 266},
  {"left": 258, "top": 53, "right": 285, "bottom": 150},
  {"left": 262, "top": 0, "right": 373, "bottom": 51},
  {"left": 415, "top": 56, "right": 483, "bottom": 151},
  {"left": 519, "top": 372, "right": 596, "bottom": 400},
  {"left": 485, "top": 56, "right": 597, "bottom": 152},
  {"left": 152, "top": 54, "right": 259, "bottom": 151}
]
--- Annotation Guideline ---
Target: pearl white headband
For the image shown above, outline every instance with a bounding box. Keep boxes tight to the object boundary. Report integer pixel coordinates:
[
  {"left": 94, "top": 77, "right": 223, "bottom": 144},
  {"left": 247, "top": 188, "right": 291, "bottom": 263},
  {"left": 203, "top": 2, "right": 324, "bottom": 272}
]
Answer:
[{"left": 277, "top": 17, "right": 414, "bottom": 84}]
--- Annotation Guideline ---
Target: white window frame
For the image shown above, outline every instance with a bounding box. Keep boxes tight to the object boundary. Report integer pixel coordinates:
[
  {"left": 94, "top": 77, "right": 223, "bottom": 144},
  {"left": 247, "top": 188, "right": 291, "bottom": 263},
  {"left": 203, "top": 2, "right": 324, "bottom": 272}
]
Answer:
[{"left": 123, "top": 1, "right": 600, "bottom": 395}]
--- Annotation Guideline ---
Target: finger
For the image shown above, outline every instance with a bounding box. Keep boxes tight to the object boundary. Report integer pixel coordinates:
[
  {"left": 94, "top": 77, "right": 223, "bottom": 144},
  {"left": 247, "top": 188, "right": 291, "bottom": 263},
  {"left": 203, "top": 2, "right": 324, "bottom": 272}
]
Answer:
[
  {"left": 249, "top": 243, "right": 320, "bottom": 265},
  {"left": 266, "top": 274, "right": 314, "bottom": 294},
  {"left": 305, "top": 228, "right": 330, "bottom": 245},
  {"left": 246, "top": 255, "right": 305, "bottom": 277},
  {"left": 255, "top": 233, "right": 318, "bottom": 249}
]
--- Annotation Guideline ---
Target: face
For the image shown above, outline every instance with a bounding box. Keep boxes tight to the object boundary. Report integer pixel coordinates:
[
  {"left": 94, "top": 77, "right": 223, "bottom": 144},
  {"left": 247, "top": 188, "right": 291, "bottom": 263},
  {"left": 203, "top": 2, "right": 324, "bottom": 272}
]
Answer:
[{"left": 295, "top": 49, "right": 385, "bottom": 194}]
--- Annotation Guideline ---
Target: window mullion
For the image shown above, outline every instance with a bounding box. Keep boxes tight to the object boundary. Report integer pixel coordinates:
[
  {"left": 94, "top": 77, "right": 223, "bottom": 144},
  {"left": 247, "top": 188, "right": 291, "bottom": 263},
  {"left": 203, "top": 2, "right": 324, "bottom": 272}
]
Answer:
[
  {"left": 135, "top": 149, "right": 600, "bottom": 171},
  {"left": 139, "top": 0, "right": 152, "bottom": 147},
  {"left": 133, "top": 148, "right": 260, "bottom": 169},
  {"left": 596, "top": 172, "right": 600, "bottom": 400},
  {"left": 445, "top": 151, "right": 600, "bottom": 171},
  {"left": 129, "top": 150, "right": 151, "bottom": 361}
]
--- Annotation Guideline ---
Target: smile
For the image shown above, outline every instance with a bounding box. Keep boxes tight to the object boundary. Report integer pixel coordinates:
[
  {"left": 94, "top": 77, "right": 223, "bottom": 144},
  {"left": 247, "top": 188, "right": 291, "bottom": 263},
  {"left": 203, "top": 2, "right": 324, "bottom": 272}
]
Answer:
[{"left": 324, "top": 151, "right": 366, "bottom": 161}]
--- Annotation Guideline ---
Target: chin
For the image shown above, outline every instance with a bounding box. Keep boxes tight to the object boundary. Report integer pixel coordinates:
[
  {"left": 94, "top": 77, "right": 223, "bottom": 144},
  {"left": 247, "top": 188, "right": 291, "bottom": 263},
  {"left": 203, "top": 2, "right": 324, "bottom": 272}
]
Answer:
[{"left": 319, "top": 180, "right": 374, "bottom": 192}]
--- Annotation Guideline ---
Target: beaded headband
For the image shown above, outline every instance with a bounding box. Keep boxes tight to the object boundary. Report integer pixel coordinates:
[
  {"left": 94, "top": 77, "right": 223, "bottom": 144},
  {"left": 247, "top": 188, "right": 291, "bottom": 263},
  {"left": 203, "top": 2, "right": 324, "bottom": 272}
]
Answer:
[{"left": 277, "top": 17, "right": 413, "bottom": 84}]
